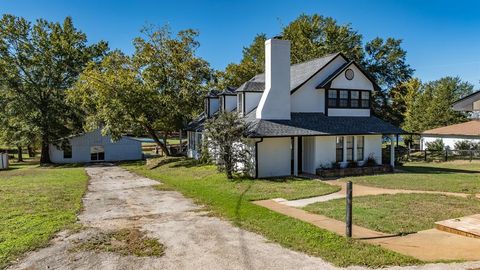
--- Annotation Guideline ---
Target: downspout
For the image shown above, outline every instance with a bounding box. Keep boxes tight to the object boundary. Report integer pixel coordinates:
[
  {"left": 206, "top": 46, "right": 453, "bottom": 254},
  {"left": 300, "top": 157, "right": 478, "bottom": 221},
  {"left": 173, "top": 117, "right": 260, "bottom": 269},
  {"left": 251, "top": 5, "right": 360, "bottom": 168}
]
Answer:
[{"left": 254, "top": 138, "right": 264, "bottom": 179}]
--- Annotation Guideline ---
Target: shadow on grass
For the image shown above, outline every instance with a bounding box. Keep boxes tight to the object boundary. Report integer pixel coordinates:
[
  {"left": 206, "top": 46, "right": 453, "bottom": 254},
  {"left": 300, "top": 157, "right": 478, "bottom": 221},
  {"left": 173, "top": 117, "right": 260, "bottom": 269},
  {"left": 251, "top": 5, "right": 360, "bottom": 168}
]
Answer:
[
  {"left": 400, "top": 165, "right": 480, "bottom": 174},
  {"left": 170, "top": 158, "right": 203, "bottom": 168}
]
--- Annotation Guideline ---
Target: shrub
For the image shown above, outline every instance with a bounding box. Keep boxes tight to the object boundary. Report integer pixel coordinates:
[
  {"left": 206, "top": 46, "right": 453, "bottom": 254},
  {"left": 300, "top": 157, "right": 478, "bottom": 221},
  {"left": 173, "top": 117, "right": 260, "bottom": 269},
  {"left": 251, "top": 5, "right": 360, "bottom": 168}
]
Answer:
[
  {"left": 331, "top": 161, "right": 342, "bottom": 169},
  {"left": 348, "top": 161, "right": 358, "bottom": 168},
  {"left": 425, "top": 139, "right": 445, "bottom": 151},
  {"left": 204, "top": 112, "right": 251, "bottom": 179},
  {"left": 454, "top": 140, "right": 472, "bottom": 151},
  {"left": 365, "top": 153, "right": 377, "bottom": 167}
]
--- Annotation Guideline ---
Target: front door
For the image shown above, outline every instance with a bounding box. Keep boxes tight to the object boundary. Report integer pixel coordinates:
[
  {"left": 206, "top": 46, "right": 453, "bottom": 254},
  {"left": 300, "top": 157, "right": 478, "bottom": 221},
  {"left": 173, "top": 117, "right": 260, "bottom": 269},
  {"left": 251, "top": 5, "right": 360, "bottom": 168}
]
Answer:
[{"left": 90, "top": 146, "right": 105, "bottom": 161}]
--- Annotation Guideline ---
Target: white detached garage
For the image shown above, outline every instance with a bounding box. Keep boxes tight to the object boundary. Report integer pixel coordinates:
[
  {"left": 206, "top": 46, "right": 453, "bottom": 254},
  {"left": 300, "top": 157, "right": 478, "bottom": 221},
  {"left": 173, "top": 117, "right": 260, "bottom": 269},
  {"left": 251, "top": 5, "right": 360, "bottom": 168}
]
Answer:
[{"left": 49, "top": 128, "right": 142, "bottom": 163}]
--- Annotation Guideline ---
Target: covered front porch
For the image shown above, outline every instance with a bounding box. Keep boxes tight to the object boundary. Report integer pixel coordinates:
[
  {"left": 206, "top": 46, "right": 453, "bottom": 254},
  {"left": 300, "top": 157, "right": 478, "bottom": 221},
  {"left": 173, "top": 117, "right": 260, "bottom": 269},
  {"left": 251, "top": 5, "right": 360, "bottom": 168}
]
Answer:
[{"left": 254, "top": 134, "right": 397, "bottom": 178}]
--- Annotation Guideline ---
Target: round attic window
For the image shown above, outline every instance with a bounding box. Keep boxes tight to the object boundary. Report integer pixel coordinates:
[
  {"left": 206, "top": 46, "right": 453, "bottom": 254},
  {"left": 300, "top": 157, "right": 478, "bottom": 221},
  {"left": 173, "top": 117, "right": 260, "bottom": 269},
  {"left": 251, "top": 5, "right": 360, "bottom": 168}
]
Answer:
[{"left": 345, "top": 69, "right": 354, "bottom": 80}]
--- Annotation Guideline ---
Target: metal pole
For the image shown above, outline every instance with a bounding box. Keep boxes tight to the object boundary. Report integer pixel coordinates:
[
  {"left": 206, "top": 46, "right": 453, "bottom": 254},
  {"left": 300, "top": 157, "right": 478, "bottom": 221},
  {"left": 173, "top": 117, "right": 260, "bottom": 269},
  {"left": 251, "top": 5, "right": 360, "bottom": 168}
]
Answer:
[{"left": 346, "top": 181, "right": 353, "bottom": 238}]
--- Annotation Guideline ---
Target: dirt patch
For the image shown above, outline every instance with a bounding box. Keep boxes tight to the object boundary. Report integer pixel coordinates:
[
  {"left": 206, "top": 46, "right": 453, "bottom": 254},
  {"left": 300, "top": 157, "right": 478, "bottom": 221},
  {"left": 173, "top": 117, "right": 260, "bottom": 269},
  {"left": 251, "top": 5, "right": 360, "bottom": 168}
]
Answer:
[{"left": 72, "top": 228, "right": 165, "bottom": 257}]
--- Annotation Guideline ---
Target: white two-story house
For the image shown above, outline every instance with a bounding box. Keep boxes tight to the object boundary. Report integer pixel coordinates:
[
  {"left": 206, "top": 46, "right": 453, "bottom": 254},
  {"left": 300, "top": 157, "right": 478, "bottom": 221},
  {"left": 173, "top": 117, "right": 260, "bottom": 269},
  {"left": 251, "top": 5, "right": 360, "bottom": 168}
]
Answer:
[{"left": 186, "top": 37, "right": 404, "bottom": 178}]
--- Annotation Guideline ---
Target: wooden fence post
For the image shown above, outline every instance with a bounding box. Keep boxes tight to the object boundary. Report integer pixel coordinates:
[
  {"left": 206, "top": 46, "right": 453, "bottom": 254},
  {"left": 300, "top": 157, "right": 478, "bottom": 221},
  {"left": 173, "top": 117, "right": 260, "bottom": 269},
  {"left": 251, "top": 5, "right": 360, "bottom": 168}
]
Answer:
[
  {"left": 424, "top": 149, "right": 427, "bottom": 161},
  {"left": 346, "top": 181, "right": 353, "bottom": 238},
  {"left": 470, "top": 150, "right": 473, "bottom": 162}
]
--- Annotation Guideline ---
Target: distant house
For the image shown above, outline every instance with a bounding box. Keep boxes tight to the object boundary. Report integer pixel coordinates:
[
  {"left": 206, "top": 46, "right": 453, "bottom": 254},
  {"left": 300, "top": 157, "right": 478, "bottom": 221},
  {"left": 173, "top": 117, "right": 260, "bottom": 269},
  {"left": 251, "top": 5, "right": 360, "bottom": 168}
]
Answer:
[
  {"left": 49, "top": 128, "right": 142, "bottom": 163},
  {"left": 186, "top": 37, "right": 405, "bottom": 178},
  {"left": 421, "top": 90, "right": 480, "bottom": 150},
  {"left": 421, "top": 121, "right": 480, "bottom": 149}
]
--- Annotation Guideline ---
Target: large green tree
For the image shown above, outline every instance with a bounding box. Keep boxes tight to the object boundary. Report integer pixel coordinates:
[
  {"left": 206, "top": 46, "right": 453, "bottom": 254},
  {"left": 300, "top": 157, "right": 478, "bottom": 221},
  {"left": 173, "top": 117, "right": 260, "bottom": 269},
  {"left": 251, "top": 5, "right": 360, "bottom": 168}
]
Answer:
[
  {"left": 403, "top": 77, "right": 473, "bottom": 133},
  {"left": 0, "top": 85, "right": 38, "bottom": 161},
  {"left": 0, "top": 15, "right": 108, "bottom": 163},
  {"left": 70, "top": 25, "right": 211, "bottom": 155}
]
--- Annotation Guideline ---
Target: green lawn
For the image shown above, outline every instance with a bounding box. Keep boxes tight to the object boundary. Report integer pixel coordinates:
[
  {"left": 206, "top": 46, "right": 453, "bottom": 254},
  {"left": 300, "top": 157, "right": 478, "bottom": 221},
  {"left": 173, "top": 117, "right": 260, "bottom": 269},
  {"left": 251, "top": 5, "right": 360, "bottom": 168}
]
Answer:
[
  {"left": 0, "top": 163, "right": 88, "bottom": 269},
  {"left": 122, "top": 158, "right": 419, "bottom": 267},
  {"left": 304, "top": 193, "right": 480, "bottom": 235},
  {"left": 344, "top": 161, "right": 480, "bottom": 194}
]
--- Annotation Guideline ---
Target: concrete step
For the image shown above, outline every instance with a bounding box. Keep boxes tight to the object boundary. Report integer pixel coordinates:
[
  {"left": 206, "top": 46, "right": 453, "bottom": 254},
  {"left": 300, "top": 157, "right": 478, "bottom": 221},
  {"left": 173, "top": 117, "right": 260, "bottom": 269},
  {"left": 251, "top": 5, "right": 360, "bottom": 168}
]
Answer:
[{"left": 435, "top": 214, "right": 480, "bottom": 239}]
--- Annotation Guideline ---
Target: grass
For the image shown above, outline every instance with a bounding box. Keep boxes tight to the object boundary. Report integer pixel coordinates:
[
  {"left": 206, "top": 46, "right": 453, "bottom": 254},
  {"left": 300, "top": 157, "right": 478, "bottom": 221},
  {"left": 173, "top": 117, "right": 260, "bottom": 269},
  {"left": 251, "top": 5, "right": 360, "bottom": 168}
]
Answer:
[
  {"left": 304, "top": 193, "right": 480, "bottom": 235},
  {"left": 344, "top": 161, "right": 480, "bottom": 194},
  {"left": 122, "top": 158, "right": 419, "bottom": 267},
  {"left": 0, "top": 162, "right": 89, "bottom": 269},
  {"left": 73, "top": 228, "right": 165, "bottom": 257}
]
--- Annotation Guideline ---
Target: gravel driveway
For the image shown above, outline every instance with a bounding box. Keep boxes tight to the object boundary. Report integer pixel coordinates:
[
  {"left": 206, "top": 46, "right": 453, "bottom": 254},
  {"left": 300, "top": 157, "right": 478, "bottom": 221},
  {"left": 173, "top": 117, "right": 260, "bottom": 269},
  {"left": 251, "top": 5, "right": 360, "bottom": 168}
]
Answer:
[{"left": 9, "top": 164, "right": 480, "bottom": 270}]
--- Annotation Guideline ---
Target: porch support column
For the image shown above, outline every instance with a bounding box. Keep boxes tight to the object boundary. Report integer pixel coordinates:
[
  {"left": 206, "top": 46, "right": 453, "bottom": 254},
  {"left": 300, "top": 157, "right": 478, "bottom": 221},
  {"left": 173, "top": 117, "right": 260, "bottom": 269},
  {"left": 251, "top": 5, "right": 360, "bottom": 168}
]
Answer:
[
  {"left": 293, "top": 137, "right": 299, "bottom": 176},
  {"left": 342, "top": 136, "right": 347, "bottom": 164},
  {"left": 390, "top": 135, "right": 395, "bottom": 168}
]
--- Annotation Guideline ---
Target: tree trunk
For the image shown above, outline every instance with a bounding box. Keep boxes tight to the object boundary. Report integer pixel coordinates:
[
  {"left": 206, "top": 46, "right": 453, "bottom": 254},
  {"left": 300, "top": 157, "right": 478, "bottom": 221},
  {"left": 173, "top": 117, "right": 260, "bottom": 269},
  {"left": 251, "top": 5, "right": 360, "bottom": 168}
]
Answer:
[
  {"left": 27, "top": 145, "right": 35, "bottom": 157},
  {"left": 163, "top": 132, "right": 168, "bottom": 155},
  {"left": 40, "top": 141, "right": 51, "bottom": 164},
  {"left": 17, "top": 146, "right": 23, "bottom": 162},
  {"left": 145, "top": 126, "right": 170, "bottom": 156}
]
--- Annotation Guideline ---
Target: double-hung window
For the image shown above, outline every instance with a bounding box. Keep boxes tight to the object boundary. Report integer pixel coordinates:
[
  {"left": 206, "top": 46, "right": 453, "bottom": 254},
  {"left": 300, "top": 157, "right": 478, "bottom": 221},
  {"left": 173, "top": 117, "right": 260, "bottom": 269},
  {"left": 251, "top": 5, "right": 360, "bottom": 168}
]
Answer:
[
  {"left": 361, "top": 91, "right": 370, "bottom": 108},
  {"left": 357, "top": 136, "right": 365, "bottom": 161},
  {"left": 328, "top": 90, "right": 337, "bottom": 107},
  {"left": 350, "top": 91, "right": 359, "bottom": 108},
  {"left": 339, "top": 90, "right": 348, "bottom": 107},
  {"left": 346, "top": 136, "right": 354, "bottom": 162}
]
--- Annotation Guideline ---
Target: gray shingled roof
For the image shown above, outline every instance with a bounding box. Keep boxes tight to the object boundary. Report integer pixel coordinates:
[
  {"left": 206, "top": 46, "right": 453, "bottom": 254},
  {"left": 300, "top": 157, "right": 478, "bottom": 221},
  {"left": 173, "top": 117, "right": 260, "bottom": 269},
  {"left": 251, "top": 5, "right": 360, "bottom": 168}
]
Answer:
[
  {"left": 452, "top": 90, "right": 480, "bottom": 112},
  {"left": 244, "top": 111, "right": 405, "bottom": 137},
  {"left": 235, "top": 53, "right": 341, "bottom": 93},
  {"left": 235, "top": 81, "right": 265, "bottom": 92}
]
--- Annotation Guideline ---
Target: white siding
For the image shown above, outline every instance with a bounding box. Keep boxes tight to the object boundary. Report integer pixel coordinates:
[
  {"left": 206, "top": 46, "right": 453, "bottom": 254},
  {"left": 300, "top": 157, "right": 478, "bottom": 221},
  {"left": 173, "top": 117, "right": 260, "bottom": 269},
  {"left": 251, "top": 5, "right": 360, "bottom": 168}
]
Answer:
[
  {"left": 257, "top": 137, "right": 291, "bottom": 177},
  {"left": 364, "top": 135, "right": 382, "bottom": 164},
  {"left": 49, "top": 129, "right": 142, "bottom": 163},
  {"left": 245, "top": 92, "right": 263, "bottom": 114},
  {"left": 314, "top": 136, "right": 337, "bottom": 168},
  {"left": 302, "top": 135, "right": 382, "bottom": 173},
  {"left": 291, "top": 56, "right": 347, "bottom": 113},
  {"left": 302, "top": 137, "right": 316, "bottom": 174},
  {"left": 330, "top": 64, "right": 374, "bottom": 90}
]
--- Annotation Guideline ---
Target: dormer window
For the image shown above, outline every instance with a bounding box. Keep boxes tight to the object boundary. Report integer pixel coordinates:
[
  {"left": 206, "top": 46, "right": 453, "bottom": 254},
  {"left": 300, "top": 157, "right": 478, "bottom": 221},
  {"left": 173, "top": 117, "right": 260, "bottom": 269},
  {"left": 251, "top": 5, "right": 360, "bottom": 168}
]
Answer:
[{"left": 327, "top": 89, "right": 370, "bottom": 109}]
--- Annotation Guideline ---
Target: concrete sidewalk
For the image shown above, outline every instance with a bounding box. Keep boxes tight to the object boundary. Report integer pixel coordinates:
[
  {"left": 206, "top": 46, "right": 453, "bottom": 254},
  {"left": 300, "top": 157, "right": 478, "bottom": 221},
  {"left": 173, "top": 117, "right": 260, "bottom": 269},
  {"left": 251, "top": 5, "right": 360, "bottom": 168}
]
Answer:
[
  {"left": 281, "top": 180, "right": 471, "bottom": 207},
  {"left": 254, "top": 199, "right": 480, "bottom": 261}
]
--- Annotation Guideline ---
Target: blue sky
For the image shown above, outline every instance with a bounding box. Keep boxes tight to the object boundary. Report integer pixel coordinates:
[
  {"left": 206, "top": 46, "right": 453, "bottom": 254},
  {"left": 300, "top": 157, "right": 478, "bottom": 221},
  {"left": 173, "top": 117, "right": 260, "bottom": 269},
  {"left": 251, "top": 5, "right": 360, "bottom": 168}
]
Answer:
[{"left": 1, "top": 0, "right": 479, "bottom": 88}]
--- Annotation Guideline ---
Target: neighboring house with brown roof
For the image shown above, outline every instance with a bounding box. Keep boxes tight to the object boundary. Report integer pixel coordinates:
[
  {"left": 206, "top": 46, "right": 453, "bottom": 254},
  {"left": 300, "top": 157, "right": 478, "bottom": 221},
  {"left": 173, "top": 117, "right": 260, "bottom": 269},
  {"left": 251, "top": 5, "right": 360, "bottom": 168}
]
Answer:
[
  {"left": 421, "top": 121, "right": 480, "bottom": 150},
  {"left": 421, "top": 90, "right": 480, "bottom": 150}
]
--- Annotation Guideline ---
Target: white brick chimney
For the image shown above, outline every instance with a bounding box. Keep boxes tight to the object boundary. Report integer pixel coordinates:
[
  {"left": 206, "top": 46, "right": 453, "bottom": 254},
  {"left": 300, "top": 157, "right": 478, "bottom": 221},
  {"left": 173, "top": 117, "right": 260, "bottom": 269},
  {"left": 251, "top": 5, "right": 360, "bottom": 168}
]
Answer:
[{"left": 256, "top": 38, "right": 291, "bottom": 120}]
